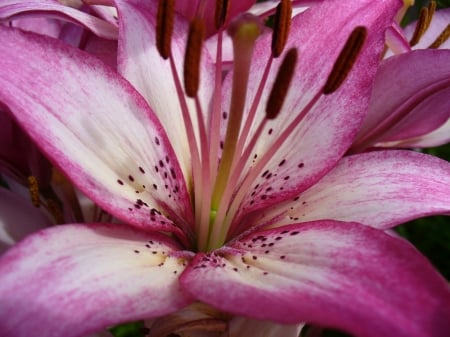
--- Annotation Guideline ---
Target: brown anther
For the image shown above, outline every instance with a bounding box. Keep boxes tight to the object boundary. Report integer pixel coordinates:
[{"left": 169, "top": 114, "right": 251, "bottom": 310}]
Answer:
[
  {"left": 428, "top": 24, "right": 450, "bottom": 49},
  {"left": 323, "top": 26, "right": 367, "bottom": 95},
  {"left": 271, "top": 0, "right": 292, "bottom": 58},
  {"left": 27, "top": 176, "right": 40, "bottom": 208},
  {"left": 215, "top": 0, "right": 230, "bottom": 29},
  {"left": 184, "top": 18, "right": 205, "bottom": 97},
  {"left": 46, "top": 198, "right": 64, "bottom": 224},
  {"left": 266, "top": 48, "right": 298, "bottom": 119},
  {"left": 426, "top": 1, "right": 437, "bottom": 31},
  {"left": 409, "top": 7, "right": 429, "bottom": 46},
  {"left": 156, "top": 0, "right": 175, "bottom": 59}
]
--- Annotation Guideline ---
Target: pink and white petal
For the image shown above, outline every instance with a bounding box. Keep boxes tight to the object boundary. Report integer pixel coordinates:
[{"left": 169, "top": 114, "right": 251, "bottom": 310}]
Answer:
[
  {"left": 0, "top": 1, "right": 118, "bottom": 39},
  {"left": 181, "top": 221, "right": 450, "bottom": 337},
  {"left": 385, "top": 21, "right": 412, "bottom": 55},
  {"left": 272, "top": 150, "right": 450, "bottom": 230},
  {"left": 247, "top": 0, "right": 321, "bottom": 18},
  {"left": 0, "top": 188, "right": 51, "bottom": 253},
  {"left": 89, "top": 3, "right": 118, "bottom": 26},
  {"left": 225, "top": 0, "right": 401, "bottom": 220},
  {"left": 352, "top": 49, "right": 450, "bottom": 151},
  {"left": 0, "top": 27, "right": 193, "bottom": 235},
  {"left": 376, "top": 86, "right": 450, "bottom": 142},
  {"left": 146, "top": 302, "right": 228, "bottom": 337},
  {"left": 8, "top": 16, "right": 63, "bottom": 37},
  {"left": 227, "top": 316, "right": 303, "bottom": 337},
  {"left": 377, "top": 117, "right": 450, "bottom": 148},
  {"left": 0, "top": 223, "right": 193, "bottom": 337},
  {"left": 114, "top": 0, "right": 215, "bottom": 177}
]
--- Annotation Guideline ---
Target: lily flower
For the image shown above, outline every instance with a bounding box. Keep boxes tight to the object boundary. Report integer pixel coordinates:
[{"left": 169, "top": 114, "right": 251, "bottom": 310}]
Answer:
[
  {"left": 0, "top": 1, "right": 450, "bottom": 337},
  {"left": 351, "top": 3, "right": 450, "bottom": 152}
]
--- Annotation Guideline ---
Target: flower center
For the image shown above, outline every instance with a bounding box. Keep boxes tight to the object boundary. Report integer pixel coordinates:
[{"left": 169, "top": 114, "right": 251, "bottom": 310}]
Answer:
[{"left": 155, "top": 0, "right": 366, "bottom": 252}]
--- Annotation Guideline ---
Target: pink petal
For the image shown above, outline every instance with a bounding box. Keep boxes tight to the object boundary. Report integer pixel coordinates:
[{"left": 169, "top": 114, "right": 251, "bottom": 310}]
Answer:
[
  {"left": 0, "top": 1, "right": 118, "bottom": 39},
  {"left": 0, "top": 223, "right": 193, "bottom": 337},
  {"left": 0, "top": 188, "right": 51, "bottom": 253},
  {"left": 83, "top": 34, "right": 118, "bottom": 68},
  {"left": 8, "top": 16, "right": 63, "bottom": 37},
  {"left": 384, "top": 21, "right": 411, "bottom": 55},
  {"left": 352, "top": 49, "right": 450, "bottom": 151},
  {"left": 379, "top": 117, "right": 450, "bottom": 148},
  {"left": 0, "top": 27, "right": 193, "bottom": 237},
  {"left": 225, "top": 0, "right": 401, "bottom": 222},
  {"left": 181, "top": 221, "right": 450, "bottom": 337},
  {"left": 114, "top": 0, "right": 215, "bottom": 177},
  {"left": 277, "top": 150, "right": 450, "bottom": 229}
]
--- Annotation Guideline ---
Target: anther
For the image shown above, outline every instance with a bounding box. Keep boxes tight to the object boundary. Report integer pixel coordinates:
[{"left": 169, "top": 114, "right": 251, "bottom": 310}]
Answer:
[
  {"left": 184, "top": 18, "right": 205, "bottom": 97},
  {"left": 215, "top": 0, "right": 230, "bottom": 29},
  {"left": 271, "top": 0, "right": 292, "bottom": 58},
  {"left": 409, "top": 6, "right": 430, "bottom": 46},
  {"left": 156, "top": 0, "right": 175, "bottom": 59},
  {"left": 27, "top": 176, "right": 40, "bottom": 207},
  {"left": 323, "top": 26, "right": 367, "bottom": 95},
  {"left": 428, "top": 24, "right": 450, "bottom": 49},
  {"left": 425, "top": 1, "right": 437, "bottom": 32},
  {"left": 266, "top": 48, "right": 298, "bottom": 119},
  {"left": 46, "top": 198, "right": 64, "bottom": 223}
]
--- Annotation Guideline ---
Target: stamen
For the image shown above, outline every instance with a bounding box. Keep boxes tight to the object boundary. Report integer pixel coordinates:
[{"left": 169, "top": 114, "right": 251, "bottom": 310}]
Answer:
[
  {"left": 27, "top": 176, "right": 40, "bottom": 207},
  {"left": 225, "top": 90, "right": 323, "bottom": 238},
  {"left": 323, "top": 26, "right": 367, "bottom": 95},
  {"left": 52, "top": 168, "right": 84, "bottom": 222},
  {"left": 156, "top": 0, "right": 175, "bottom": 59},
  {"left": 266, "top": 48, "right": 298, "bottom": 119},
  {"left": 184, "top": 18, "right": 205, "bottom": 97},
  {"left": 271, "top": 0, "right": 292, "bottom": 58},
  {"left": 46, "top": 199, "right": 64, "bottom": 224},
  {"left": 215, "top": 0, "right": 230, "bottom": 29},
  {"left": 183, "top": 18, "right": 209, "bottom": 250},
  {"left": 409, "top": 7, "right": 429, "bottom": 46},
  {"left": 425, "top": 1, "right": 437, "bottom": 32},
  {"left": 428, "top": 24, "right": 450, "bottom": 49}
]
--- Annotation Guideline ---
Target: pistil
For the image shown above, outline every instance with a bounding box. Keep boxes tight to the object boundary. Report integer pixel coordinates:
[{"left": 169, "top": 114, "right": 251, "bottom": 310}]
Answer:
[{"left": 210, "top": 16, "right": 262, "bottom": 214}]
